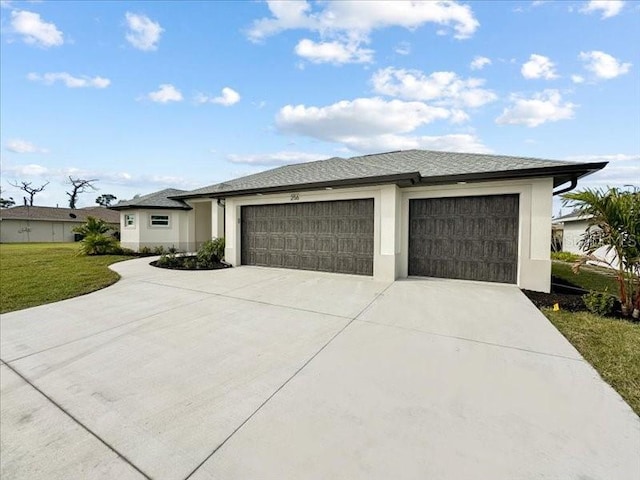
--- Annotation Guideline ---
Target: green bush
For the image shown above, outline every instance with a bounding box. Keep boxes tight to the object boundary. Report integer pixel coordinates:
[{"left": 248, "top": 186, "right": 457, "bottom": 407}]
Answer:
[
  {"left": 551, "top": 251, "right": 582, "bottom": 263},
  {"left": 197, "top": 238, "right": 225, "bottom": 268},
  {"left": 78, "top": 233, "right": 120, "bottom": 256},
  {"left": 583, "top": 290, "right": 616, "bottom": 316},
  {"left": 153, "top": 245, "right": 166, "bottom": 255},
  {"left": 139, "top": 246, "right": 152, "bottom": 255},
  {"left": 156, "top": 252, "right": 180, "bottom": 268}
]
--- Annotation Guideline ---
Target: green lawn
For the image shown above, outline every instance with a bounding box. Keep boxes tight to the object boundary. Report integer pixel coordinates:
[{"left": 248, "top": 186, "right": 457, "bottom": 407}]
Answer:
[
  {"left": 0, "top": 243, "right": 130, "bottom": 314},
  {"left": 552, "top": 260, "right": 620, "bottom": 293},
  {"left": 544, "top": 309, "right": 640, "bottom": 416}
]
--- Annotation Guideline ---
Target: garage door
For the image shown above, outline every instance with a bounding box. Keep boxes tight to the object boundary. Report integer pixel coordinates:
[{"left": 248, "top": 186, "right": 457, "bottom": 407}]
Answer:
[
  {"left": 241, "top": 199, "right": 374, "bottom": 275},
  {"left": 409, "top": 195, "right": 519, "bottom": 283}
]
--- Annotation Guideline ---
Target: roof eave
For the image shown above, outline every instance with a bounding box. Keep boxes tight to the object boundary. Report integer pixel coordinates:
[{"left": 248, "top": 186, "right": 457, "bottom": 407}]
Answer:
[
  {"left": 415, "top": 162, "right": 608, "bottom": 187},
  {"left": 109, "top": 204, "right": 192, "bottom": 211},
  {"left": 171, "top": 172, "right": 422, "bottom": 199}
]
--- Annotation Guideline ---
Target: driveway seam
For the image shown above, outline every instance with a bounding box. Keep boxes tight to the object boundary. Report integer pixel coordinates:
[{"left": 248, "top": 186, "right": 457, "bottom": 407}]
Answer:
[
  {"left": 139, "top": 278, "right": 360, "bottom": 320},
  {"left": 2, "top": 361, "right": 152, "bottom": 480},
  {"left": 2, "top": 296, "right": 215, "bottom": 364},
  {"left": 355, "top": 318, "right": 585, "bottom": 362},
  {"left": 182, "top": 281, "right": 395, "bottom": 480}
]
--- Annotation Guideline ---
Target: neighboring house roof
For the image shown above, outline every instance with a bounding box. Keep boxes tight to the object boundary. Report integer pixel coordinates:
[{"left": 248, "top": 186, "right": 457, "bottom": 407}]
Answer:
[
  {"left": 552, "top": 210, "right": 594, "bottom": 224},
  {"left": 110, "top": 188, "right": 192, "bottom": 211},
  {"left": 0, "top": 205, "right": 120, "bottom": 223},
  {"left": 172, "top": 149, "right": 607, "bottom": 199}
]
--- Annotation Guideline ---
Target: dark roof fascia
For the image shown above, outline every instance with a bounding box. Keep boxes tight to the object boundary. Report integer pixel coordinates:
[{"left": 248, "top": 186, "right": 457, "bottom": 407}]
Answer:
[
  {"left": 171, "top": 172, "right": 422, "bottom": 199},
  {"left": 414, "top": 162, "right": 608, "bottom": 188},
  {"left": 169, "top": 162, "right": 606, "bottom": 200},
  {"left": 109, "top": 204, "right": 192, "bottom": 211}
]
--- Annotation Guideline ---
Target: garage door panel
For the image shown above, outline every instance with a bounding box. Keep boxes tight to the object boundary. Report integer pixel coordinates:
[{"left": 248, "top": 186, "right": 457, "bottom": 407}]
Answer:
[
  {"left": 409, "top": 195, "right": 519, "bottom": 284},
  {"left": 242, "top": 199, "right": 374, "bottom": 276}
]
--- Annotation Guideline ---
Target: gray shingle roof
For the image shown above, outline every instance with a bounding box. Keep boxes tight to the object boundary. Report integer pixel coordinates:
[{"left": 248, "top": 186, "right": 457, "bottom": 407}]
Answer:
[
  {"left": 111, "top": 188, "right": 191, "bottom": 210},
  {"left": 0, "top": 205, "right": 120, "bottom": 223},
  {"left": 174, "top": 149, "right": 606, "bottom": 199}
]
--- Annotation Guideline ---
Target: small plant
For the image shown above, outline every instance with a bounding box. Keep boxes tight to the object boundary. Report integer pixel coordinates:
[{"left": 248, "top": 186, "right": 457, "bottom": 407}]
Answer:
[
  {"left": 197, "top": 238, "right": 225, "bottom": 268},
  {"left": 153, "top": 245, "right": 166, "bottom": 255},
  {"left": 156, "top": 252, "right": 180, "bottom": 268},
  {"left": 78, "top": 233, "right": 120, "bottom": 256},
  {"left": 139, "top": 246, "right": 152, "bottom": 255},
  {"left": 551, "top": 251, "right": 582, "bottom": 263},
  {"left": 582, "top": 289, "right": 616, "bottom": 316}
]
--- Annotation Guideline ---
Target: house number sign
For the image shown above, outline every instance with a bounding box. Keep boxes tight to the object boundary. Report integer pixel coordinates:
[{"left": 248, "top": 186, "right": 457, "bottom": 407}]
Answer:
[{"left": 290, "top": 193, "right": 300, "bottom": 201}]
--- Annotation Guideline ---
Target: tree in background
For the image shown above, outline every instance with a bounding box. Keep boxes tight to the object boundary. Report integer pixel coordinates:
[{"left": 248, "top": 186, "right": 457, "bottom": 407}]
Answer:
[
  {"left": 66, "top": 177, "right": 98, "bottom": 209},
  {"left": 8, "top": 180, "right": 49, "bottom": 206},
  {"left": 95, "top": 194, "right": 117, "bottom": 207},
  {"left": 563, "top": 187, "right": 640, "bottom": 317}
]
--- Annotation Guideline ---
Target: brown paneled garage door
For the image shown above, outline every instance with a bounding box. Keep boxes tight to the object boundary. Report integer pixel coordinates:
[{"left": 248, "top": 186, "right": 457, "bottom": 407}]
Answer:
[
  {"left": 409, "top": 194, "right": 519, "bottom": 284},
  {"left": 241, "top": 199, "right": 374, "bottom": 275}
]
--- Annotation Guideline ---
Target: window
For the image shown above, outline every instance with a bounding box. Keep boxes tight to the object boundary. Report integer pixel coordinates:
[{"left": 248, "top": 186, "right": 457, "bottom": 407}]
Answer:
[
  {"left": 150, "top": 214, "right": 170, "bottom": 227},
  {"left": 125, "top": 214, "right": 135, "bottom": 227}
]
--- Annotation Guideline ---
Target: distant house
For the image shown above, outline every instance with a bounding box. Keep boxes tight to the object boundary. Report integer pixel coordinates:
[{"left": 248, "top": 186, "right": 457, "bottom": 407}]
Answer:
[
  {"left": 0, "top": 206, "right": 120, "bottom": 243},
  {"left": 112, "top": 149, "right": 607, "bottom": 293},
  {"left": 552, "top": 211, "right": 620, "bottom": 269}
]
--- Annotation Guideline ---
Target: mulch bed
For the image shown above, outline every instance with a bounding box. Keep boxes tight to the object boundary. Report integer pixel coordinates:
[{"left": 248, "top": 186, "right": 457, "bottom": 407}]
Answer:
[
  {"left": 150, "top": 256, "right": 232, "bottom": 271},
  {"left": 523, "top": 275, "right": 627, "bottom": 317}
]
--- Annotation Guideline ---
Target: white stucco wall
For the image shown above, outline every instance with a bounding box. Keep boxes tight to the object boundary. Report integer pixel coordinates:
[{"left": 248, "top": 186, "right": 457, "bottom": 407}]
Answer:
[
  {"left": 223, "top": 177, "right": 554, "bottom": 292},
  {"left": 119, "top": 209, "right": 191, "bottom": 251},
  {"left": 561, "top": 219, "right": 589, "bottom": 254},
  {"left": 0, "top": 219, "right": 116, "bottom": 243}
]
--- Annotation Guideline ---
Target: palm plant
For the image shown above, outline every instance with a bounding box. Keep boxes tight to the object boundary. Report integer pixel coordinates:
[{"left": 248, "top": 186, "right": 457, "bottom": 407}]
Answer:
[
  {"left": 562, "top": 187, "right": 639, "bottom": 316},
  {"left": 72, "top": 216, "right": 110, "bottom": 236}
]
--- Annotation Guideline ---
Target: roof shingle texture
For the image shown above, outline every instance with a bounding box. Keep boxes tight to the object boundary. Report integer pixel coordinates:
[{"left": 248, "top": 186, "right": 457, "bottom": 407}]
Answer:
[
  {"left": 112, "top": 188, "right": 191, "bottom": 210},
  {"left": 0, "top": 206, "right": 120, "bottom": 223},
  {"left": 181, "top": 149, "right": 576, "bottom": 197}
]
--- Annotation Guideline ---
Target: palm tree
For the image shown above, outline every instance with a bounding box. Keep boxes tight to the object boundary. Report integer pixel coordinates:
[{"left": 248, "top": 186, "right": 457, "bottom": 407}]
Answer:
[
  {"left": 72, "top": 216, "right": 110, "bottom": 236},
  {"left": 562, "top": 187, "right": 639, "bottom": 316}
]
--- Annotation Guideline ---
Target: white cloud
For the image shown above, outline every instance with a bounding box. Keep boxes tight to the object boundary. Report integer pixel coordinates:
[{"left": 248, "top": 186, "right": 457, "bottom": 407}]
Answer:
[
  {"left": 147, "top": 84, "right": 183, "bottom": 103},
  {"left": 581, "top": 0, "right": 624, "bottom": 18},
  {"left": 371, "top": 67, "right": 497, "bottom": 109},
  {"left": 196, "top": 87, "right": 241, "bottom": 106},
  {"left": 27, "top": 72, "right": 110, "bottom": 88},
  {"left": 395, "top": 41, "right": 411, "bottom": 55},
  {"left": 571, "top": 74, "right": 585, "bottom": 84},
  {"left": 565, "top": 153, "right": 640, "bottom": 190},
  {"left": 247, "top": 0, "right": 479, "bottom": 42},
  {"left": 5, "top": 139, "right": 48, "bottom": 154},
  {"left": 295, "top": 38, "right": 373, "bottom": 64},
  {"left": 496, "top": 90, "right": 576, "bottom": 127},
  {"left": 227, "top": 151, "right": 326, "bottom": 166},
  {"left": 274, "top": 97, "right": 490, "bottom": 153},
  {"left": 125, "top": 12, "right": 163, "bottom": 51},
  {"left": 564, "top": 153, "right": 640, "bottom": 163},
  {"left": 10, "top": 10, "right": 63, "bottom": 47},
  {"left": 579, "top": 50, "right": 631, "bottom": 79},
  {"left": 277, "top": 97, "right": 451, "bottom": 140},
  {"left": 521, "top": 54, "right": 558, "bottom": 79},
  {"left": 470, "top": 55, "right": 491, "bottom": 70}
]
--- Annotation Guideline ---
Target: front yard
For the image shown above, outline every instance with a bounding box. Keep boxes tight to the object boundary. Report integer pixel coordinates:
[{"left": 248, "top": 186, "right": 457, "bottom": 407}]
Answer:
[
  {"left": 544, "top": 308, "right": 640, "bottom": 415},
  {"left": 0, "top": 243, "right": 130, "bottom": 314}
]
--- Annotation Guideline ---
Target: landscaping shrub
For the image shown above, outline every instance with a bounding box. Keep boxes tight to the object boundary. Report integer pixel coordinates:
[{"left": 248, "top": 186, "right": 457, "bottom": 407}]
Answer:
[
  {"left": 551, "top": 251, "right": 582, "bottom": 263},
  {"left": 78, "top": 233, "right": 120, "bottom": 256},
  {"left": 139, "top": 246, "right": 152, "bottom": 255},
  {"left": 583, "top": 290, "right": 616, "bottom": 316},
  {"left": 153, "top": 245, "right": 166, "bottom": 255},
  {"left": 156, "top": 252, "right": 181, "bottom": 268},
  {"left": 197, "top": 238, "right": 225, "bottom": 268}
]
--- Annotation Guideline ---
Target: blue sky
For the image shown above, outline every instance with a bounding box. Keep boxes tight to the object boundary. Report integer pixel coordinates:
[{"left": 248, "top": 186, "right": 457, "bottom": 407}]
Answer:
[{"left": 1, "top": 0, "right": 638, "bottom": 213}]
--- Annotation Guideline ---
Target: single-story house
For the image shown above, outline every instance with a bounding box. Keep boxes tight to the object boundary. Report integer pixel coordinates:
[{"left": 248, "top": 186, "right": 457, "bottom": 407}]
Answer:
[
  {"left": 552, "top": 211, "right": 620, "bottom": 269},
  {"left": 0, "top": 205, "right": 120, "bottom": 243},
  {"left": 112, "top": 149, "right": 606, "bottom": 292}
]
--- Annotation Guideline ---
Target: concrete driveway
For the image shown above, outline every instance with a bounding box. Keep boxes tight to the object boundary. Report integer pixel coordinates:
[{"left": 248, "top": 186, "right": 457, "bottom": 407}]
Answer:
[{"left": 1, "top": 258, "right": 638, "bottom": 480}]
